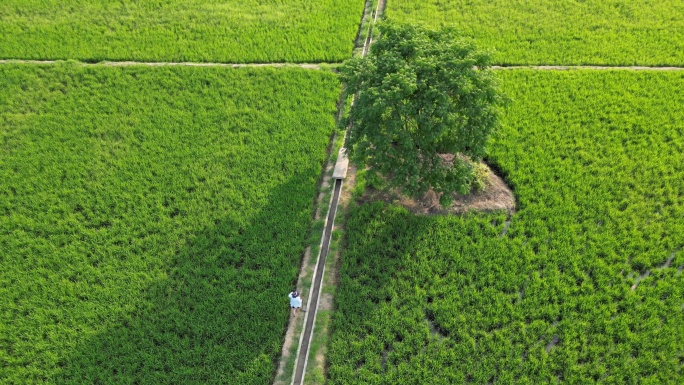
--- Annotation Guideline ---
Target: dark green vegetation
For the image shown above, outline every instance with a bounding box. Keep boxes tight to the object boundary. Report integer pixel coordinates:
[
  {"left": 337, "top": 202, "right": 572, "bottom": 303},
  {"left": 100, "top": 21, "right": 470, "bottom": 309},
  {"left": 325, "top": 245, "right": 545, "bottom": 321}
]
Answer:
[
  {"left": 0, "top": 0, "right": 365, "bottom": 63},
  {"left": 328, "top": 70, "right": 684, "bottom": 384},
  {"left": 0, "top": 64, "right": 340, "bottom": 384},
  {"left": 340, "top": 22, "right": 504, "bottom": 204},
  {"left": 386, "top": 0, "right": 684, "bottom": 66}
]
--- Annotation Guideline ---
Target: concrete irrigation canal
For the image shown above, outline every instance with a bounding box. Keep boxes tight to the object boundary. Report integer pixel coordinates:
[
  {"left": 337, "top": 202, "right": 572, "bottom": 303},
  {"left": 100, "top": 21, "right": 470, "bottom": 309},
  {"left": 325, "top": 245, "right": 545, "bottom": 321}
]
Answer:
[{"left": 291, "top": 148, "right": 348, "bottom": 385}]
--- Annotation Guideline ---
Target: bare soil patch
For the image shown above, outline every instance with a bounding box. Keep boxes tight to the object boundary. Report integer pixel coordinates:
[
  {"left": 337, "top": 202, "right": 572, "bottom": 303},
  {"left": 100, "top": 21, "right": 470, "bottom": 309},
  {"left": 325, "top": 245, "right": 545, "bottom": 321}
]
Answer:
[
  {"left": 318, "top": 293, "right": 334, "bottom": 312},
  {"left": 338, "top": 164, "right": 356, "bottom": 207},
  {"left": 361, "top": 163, "right": 516, "bottom": 215}
]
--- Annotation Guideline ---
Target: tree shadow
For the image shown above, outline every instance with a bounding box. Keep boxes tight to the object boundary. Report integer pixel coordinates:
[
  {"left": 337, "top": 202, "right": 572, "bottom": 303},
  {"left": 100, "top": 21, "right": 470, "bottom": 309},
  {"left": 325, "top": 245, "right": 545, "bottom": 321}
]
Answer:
[
  {"left": 330, "top": 201, "right": 433, "bottom": 342},
  {"left": 328, "top": 202, "right": 532, "bottom": 384},
  {"left": 56, "top": 174, "right": 316, "bottom": 385}
]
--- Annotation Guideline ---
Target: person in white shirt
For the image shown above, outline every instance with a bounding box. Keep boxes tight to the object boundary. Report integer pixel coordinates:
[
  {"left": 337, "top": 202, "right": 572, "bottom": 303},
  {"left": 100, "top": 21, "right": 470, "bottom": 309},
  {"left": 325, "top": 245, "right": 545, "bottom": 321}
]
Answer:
[{"left": 288, "top": 290, "right": 303, "bottom": 316}]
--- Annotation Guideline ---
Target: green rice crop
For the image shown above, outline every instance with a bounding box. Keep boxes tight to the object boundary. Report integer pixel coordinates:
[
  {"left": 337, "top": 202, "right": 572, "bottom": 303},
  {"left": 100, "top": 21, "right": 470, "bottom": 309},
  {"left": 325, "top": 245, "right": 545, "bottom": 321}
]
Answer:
[
  {"left": 328, "top": 70, "right": 684, "bottom": 384},
  {"left": 386, "top": 0, "right": 684, "bottom": 66},
  {"left": 0, "top": 0, "right": 365, "bottom": 63},
  {"left": 0, "top": 63, "right": 340, "bottom": 384}
]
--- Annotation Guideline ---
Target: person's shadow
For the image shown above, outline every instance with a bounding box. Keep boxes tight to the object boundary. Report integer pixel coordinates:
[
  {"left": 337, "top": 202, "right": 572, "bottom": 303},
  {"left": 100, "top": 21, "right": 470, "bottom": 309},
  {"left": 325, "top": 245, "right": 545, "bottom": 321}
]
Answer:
[{"left": 56, "top": 174, "right": 316, "bottom": 385}]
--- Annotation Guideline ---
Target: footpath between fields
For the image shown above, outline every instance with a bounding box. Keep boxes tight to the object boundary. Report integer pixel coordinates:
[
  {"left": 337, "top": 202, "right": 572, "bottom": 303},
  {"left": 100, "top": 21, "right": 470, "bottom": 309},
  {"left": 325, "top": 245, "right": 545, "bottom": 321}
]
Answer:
[
  {"left": 0, "top": 59, "right": 325, "bottom": 69},
  {"left": 274, "top": 1, "right": 385, "bottom": 384},
  {"left": 2, "top": 61, "right": 684, "bottom": 72},
  {"left": 2, "top": 58, "right": 684, "bottom": 71}
]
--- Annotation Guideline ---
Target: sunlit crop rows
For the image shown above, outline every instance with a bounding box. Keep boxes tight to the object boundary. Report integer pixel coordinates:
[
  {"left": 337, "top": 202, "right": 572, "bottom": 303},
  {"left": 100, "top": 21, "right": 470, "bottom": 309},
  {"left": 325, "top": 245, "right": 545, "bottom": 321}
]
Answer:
[
  {"left": 0, "top": 0, "right": 365, "bottom": 63},
  {"left": 0, "top": 64, "right": 340, "bottom": 384},
  {"left": 386, "top": 0, "right": 684, "bottom": 66},
  {"left": 328, "top": 70, "right": 684, "bottom": 384}
]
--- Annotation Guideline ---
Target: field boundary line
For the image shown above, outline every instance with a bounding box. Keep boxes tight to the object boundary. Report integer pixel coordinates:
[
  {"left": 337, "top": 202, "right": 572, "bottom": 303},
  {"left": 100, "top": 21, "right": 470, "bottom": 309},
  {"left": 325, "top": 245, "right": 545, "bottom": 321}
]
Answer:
[
  {"left": 3, "top": 60, "right": 683, "bottom": 71},
  {"left": 0, "top": 59, "right": 325, "bottom": 69},
  {"left": 492, "top": 65, "right": 684, "bottom": 71}
]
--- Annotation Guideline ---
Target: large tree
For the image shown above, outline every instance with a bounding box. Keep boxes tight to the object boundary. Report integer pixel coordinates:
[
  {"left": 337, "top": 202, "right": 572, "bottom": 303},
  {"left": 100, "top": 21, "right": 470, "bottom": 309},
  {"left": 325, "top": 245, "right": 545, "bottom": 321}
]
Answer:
[{"left": 340, "top": 21, "right": 504, "bottom": 205}]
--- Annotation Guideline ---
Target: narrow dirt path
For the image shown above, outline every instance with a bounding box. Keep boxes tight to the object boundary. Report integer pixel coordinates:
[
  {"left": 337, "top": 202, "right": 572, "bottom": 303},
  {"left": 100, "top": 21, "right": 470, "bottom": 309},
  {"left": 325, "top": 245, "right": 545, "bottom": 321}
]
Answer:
[
  {"left": 492, "top": 65, "right": 684, "bottom": 71},
  {"left": 281, "top": 1, "right": 384, "bottom": 384},
  {"left": 2, "top": 60, "right": 683, "bottom": 71},
  {"left": 290, "top": 179, "right": 342, "bottom": 385},
  {"left": 0, "top": 59, "right": 323, "bottom": 69},
  {"left": 272, "top": 141, "right": 339, "bottom": 385}
]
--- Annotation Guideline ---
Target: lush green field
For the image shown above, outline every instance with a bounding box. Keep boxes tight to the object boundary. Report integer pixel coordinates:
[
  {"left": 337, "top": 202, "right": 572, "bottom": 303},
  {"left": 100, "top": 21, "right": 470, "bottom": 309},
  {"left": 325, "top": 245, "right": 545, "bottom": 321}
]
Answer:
[
  {"left": 0, "top": 0, "right": 364, "bottom": 63},
  {"left": 328, "top": 70, "right": 684, "bottom": 384},
  {"left": 386, "top": 0, "right": 684, "bottom": 66},
  {"left": 0, "top": 64, "right": 340, "bottom": 384}
]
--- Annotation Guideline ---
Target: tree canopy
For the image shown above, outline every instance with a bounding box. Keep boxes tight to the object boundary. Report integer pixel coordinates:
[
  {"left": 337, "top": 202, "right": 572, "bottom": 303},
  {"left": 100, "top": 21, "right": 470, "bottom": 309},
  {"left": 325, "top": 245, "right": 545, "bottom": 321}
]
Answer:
[{"left": 340, "top": 21, "right": 505, "bottom": 205}]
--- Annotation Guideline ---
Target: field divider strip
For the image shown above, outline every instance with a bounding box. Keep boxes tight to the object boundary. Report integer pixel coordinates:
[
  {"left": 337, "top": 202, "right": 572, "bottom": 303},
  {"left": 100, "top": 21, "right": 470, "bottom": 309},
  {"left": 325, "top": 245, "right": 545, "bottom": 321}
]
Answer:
[
  {"left": 0, "top": 59, "right": 327, "bottom": 69},
  {"left": 2, "top": 60, "right": 684, "bottom": 71},
  {"left": 492, "top": 65, "right": 684, "bottom": 71}
]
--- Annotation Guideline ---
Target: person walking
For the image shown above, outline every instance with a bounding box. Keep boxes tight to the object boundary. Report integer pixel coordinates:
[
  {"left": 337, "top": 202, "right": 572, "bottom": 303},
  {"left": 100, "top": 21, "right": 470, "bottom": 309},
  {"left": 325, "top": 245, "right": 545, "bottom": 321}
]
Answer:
[{"left": 288, "top": 290, "right": 303, "bottom": 316}]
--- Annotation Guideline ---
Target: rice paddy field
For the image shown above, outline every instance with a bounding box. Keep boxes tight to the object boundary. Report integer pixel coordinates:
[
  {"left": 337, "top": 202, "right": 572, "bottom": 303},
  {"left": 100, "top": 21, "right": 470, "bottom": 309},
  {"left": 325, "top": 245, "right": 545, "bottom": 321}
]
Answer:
[
  {"left": 0, "top": 64, "right": 340, "bottom": 384},
  {"left": 2, "top": 0, "right": 684, "bottom": 383},
  {"left": 0, "top": 0, "right": 365, "bottom": 63},
  {"left": 385, "top": 0, "right": 684, "bottom": 66},
  {"left": 328, "top": 70, "right": 684, "bottom": 384}
]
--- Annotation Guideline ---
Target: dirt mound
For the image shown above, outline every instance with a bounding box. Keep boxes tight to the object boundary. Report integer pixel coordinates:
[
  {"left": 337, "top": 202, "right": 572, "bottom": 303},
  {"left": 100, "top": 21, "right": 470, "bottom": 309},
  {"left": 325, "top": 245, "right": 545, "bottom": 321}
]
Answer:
[{"left": 362, "top": 163, "right": 516, "bottom": 215}]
